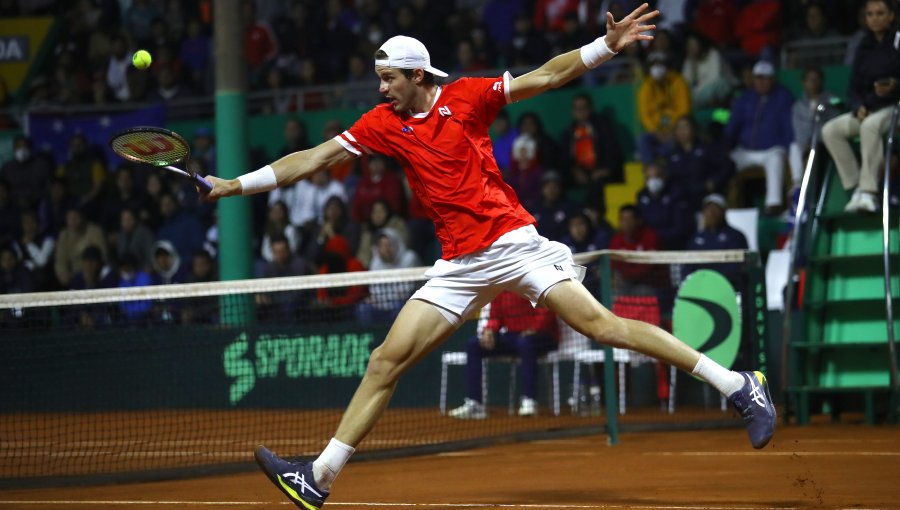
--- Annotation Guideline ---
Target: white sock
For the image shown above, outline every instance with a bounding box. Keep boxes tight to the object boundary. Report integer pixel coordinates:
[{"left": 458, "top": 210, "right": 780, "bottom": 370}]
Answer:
[
  {"left": 312, "top": 438, "right": 355, "bottom": 491},
  {"left": 692, "top": 355, "right": 745, "bottom": 396}
]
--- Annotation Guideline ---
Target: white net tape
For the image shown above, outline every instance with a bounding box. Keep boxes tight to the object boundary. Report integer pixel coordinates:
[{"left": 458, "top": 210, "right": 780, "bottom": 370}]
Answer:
[{"left": 0, "top": 249, "right": 746, "bottom": 309}]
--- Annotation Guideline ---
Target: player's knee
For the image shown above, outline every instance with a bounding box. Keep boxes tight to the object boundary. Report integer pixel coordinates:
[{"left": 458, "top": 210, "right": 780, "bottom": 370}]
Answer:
[{"left": 364, "top": 345, "right": 406, "bottom": 384}]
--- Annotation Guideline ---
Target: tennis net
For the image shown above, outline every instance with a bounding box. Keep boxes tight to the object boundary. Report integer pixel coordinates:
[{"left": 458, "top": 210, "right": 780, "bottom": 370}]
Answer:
[{"left": 0, "top": 249, "right": 767, "bottom": 486}]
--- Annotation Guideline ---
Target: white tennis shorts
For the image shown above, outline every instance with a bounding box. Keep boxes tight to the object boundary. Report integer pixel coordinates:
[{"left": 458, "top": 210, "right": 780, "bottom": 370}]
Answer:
[{"left": 410, "top": 225, "right": 583, "bottom": 326}]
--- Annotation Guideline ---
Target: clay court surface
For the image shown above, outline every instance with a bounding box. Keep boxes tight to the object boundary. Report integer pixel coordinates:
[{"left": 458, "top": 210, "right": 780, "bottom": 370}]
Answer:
[{"left": 2, "top": 422, "right": 899, "bottom": 510}]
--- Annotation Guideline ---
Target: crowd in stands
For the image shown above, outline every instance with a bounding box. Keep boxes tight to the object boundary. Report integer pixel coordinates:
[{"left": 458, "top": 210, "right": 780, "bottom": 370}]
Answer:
[{"left": 3, "top": 0, "right": 900, "bottom": 328}]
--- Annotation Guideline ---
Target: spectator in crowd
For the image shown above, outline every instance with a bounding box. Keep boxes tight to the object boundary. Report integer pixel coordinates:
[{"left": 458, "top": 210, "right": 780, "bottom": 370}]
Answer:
[
  {"left": 822, "top": 0, "right": 900, "bottom": 214},
  {"left": 191, "top": 127, "right": 216, "bottom": 175},
  {"left": 69, "top": 245, "right": 114, "bottom": 290},
  {"left": 180, "top": 18, "right": 211, "bottom": 94},
  {"left": 563, "top": 211, "right": 613, "bottom": 254},
  {"left": 637, "top": 51, "right": 692, "bottom": 165},
  {"left": 490, "top": 109, "right": 518, "bottom": 175},
  {"left": 788, "top": 1, "right": 840, "bottom": 42},
  {"left": 681, "top": 32, "right": 737, "bottom": 109},
  {"left": 561, "top": 94, "right": 624, "bottom": 189},
  {"left": 269, "top": 168, "right": 347, "bottom": 229},
  {"left": 37, "top": 177, "right": 74, "bottom": 236},
  {"left": 116, "top": 253, "right": 153, "bottom": 324},
  {"left": 260, "top": 201, "right": 300, "bottom": 264},
  {"left": 116, "top": 207, "right": 155, "bottom": 272},
  {"left": 279, "top": 118, "right": 312, "bottom": 158},
  {"left": 507, "top": 14, "right": 552, "bottom": 67},
  {"left": 106, "top": 35, "right": 131, "bottom": 101},
  {"left": 254, "top": 234, "right": 314, "bottom": 322},
  {"left": 609, "top": 205, "right": 660, "bottom": 296},
  {"left": 243, "top": 0, "right": 278, "bottom": 84},
  {"left": 355, "top": 228, "right": 421, "bottom": 323},
  {"left": 509, "top": 112, "right": 557, "bottom": 208},
  {"left": 689, "top": 0, "right": 737, "bottom": 53},
  {"left": 261, "top": 67, "right": 298, "bottom": 115},
  {"left": 482, "top": 0, "right": 526, "bottom": 53},
  {"left": 685, "top": 193, "right": 749, "bottom": 287},
  {"left": 124, "top": 0, "right": 161, "bottom": 46},
  {"left": 635, "top": 162, "right": 694, "bottom": 250},
  {"left": 790, "top": 67, "right": 840, "bottom": 194},
  {"left": 101, "top": 166, "right": 142, "bottom": 233},
  {"left": 350, "top": 155, "right": 404, "bottom": 223},
  {"left": 0, "top": 244, "right": 35, "bottom": 295},
  {"left": 305, "top": 195, "right": 360, "bottom": 262},
  {"left": 0, "top": 179, "right": 19, "bottom": 246},
  {"left": 845, "top": 3, "right": 869, "bottom": 67},
  {"left": 156, "top": 193, "right": 205, "bottom": 262},
  {"left": 357, "top": 199, "right": 410, "bottom": 269},
  {"left": 149, "top": 240, "right": 187, "bottom": 286},
  {"left": 0, "top": 135, "right": 52, "bottom": 209},
  {"left": 181, "top": 249, "right": 219, "bottom": 324},
  {"left": 449, "top": 290, "right": 559, "bottom": 419},
  {"left": 666, "top": 115, "right": 735, "bottom": 210},
  {"left": 54, "top": 207, "right": 107, "bottom": 287},
  {"left": 733, "top": 0, "right": 783, "bottom": 57},
  {"left": 315, "top": 234, "right": 366, "bottom": 321},
  {"left": 13, "top": 210, "right": 55, "bottom": 289},
  {"left": 724, "top": 60, "right": 794, "bottom": 215},
  {"left": 139, "top": 173, "right": 168, "bottom": 230},
  {"left": 151, "top": 66, "right": 188, "bottom": 102},
  {"left": 56, "top": 133, "right": 105, "bottom": 212},
  {"left": 530, "top": 171, "right": 574, "bottom": 243}
]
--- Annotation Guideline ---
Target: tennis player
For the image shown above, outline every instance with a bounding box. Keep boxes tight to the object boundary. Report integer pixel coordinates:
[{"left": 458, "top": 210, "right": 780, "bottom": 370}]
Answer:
[{"left": 206, "top": 4, "right": 775, "bottom": 509}]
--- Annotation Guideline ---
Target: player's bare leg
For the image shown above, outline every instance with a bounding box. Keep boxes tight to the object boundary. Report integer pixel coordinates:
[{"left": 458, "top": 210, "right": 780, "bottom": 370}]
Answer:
[
  {"left": 332, "top": 299, "right": 458, "bottom": 446},
  {"left": 254, "top": 299, "right": 459, "bottom": 509},
  {"left": 542, "top": 279, "right": 775, "bottom": 449}
]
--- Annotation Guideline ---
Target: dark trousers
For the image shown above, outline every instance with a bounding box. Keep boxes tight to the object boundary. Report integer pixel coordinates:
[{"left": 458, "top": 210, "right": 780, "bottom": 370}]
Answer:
[{"left": 465, "top": 331, "right": 556, "bottom": 403}]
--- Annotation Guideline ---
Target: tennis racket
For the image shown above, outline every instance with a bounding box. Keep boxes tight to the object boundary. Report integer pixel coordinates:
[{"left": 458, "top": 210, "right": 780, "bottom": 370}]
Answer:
[{"left": 109, "top": 126, "right": 213, "bottom": 193}]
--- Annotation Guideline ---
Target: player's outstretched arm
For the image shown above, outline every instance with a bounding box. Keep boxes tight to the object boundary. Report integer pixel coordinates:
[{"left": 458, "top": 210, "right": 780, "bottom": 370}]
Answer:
[
  {"left": 508, "top": 3, "right": 657, "bottom": 103},
  {"left": 205, "top": 139, "right": 354, "bottom": 200}
]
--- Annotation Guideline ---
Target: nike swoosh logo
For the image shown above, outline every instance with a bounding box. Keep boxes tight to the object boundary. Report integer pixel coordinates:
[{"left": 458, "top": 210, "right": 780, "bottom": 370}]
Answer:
[{"left": 678, "top": 296, "right": 732, "bottom": 353}]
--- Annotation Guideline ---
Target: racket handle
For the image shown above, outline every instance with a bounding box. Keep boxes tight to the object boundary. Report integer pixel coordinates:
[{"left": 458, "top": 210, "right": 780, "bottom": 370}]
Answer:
[{"left": 192, "top": 173, "right": 214, "bottom": 193}]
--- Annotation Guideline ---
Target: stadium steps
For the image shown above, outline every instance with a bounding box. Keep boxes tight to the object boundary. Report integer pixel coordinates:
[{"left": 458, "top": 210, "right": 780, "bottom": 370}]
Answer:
[
  {"left": 787, "top": 165, "right": 900, "bottom": 425},
  {"left": 604, "top": 161, "right": 645, "bottom": 228}
]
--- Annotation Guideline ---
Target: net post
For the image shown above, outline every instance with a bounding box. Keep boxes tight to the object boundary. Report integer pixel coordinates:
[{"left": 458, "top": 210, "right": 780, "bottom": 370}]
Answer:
[
  {"left": 214, "top": 1, "right": 255, "bottom": 325},
  {"left": 599, "top": 252, "right": 619, "bottom": 445}
]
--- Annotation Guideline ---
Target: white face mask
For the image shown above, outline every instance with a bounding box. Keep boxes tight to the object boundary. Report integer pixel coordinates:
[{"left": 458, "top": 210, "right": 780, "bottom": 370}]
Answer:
[
  {"left": 646, "top": 177, "right": 665, "bottom": 195},
  {"left": 14, "top": 147, "right": 30, "bottom": 163},
  {"left": 649, "top": 64, "right": 666, "bottom": 80}
]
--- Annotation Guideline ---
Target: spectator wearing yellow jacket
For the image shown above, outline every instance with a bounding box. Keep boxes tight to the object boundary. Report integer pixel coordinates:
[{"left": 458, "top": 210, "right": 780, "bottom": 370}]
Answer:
[{"left": 637, "top": 51, "right": 692, "bottom": 164}]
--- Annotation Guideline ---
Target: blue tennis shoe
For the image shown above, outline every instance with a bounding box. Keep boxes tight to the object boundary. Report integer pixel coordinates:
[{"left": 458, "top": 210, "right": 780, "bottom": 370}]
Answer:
[
  {"left": 728, "top": 371, "right": 776, "bottom": 449},
  {"left": 255, "top": 445, "right": 329, "bottom": 510}
]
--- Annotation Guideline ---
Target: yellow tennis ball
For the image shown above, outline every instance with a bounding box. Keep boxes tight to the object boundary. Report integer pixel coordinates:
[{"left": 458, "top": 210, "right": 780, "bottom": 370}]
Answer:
[{"left": 132, "top": 49, "right": 152, "bottom": 70}]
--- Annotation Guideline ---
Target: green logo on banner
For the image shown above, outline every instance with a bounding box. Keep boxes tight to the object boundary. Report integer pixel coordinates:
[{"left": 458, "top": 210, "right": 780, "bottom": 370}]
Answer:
[
  {"left": 223, "top": 332, "right": 374, "bottom": 405},
  {"left": 673, "top": 270, "right": 741, "bottom": 370}
]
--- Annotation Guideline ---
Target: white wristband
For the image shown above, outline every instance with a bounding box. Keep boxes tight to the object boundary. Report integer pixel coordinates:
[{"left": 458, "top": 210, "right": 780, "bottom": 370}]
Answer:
[
  {"left": 580, "top": 36, "right": 617, "bottom": 69},
  {"left": 237, "top": 165, "right": 278, "bottom": 195}
]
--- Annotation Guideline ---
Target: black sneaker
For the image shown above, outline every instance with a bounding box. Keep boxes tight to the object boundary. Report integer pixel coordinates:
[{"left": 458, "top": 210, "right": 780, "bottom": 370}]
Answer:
[
  {"left": 727, "top": 371, "right": 776, "bottom": 449},
  {"left": 254, "top": 445, "right": 329, "bottom": 510}
]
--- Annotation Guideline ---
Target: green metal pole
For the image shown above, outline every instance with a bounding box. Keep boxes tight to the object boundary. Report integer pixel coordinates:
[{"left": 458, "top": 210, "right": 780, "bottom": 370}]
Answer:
[
  {"left": 214, "top": 1, "right": 254, "bottom": 325},
  {"left": 599, "top": 254, "right": 619, "bottom": 445}
]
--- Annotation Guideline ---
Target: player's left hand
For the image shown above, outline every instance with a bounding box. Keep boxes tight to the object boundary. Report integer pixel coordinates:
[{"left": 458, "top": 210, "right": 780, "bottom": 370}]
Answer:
[{"left": 604, "top": 3, "right": 659, "bottom": 53}]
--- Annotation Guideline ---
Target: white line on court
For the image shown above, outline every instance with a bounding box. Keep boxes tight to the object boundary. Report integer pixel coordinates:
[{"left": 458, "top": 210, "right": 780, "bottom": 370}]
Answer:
[
  {"left": 0, "top": 502, "right": 812, "bottom": 509},
  {"left": 644, "top": 451, "right": 900, "bottom": 456}
]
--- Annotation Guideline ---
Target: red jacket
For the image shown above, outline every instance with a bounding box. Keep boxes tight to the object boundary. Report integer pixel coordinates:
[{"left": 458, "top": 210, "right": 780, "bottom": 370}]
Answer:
[
  {"left": 350, "top": 163, "right": 406, "bottom": 222},
  {"left": 610, "top": 226, "right": 659, "bottom": 282},
  {"left": 485, "top": 291, "right": 558, "bottom": 341},
  {"left": 316, "top": 235, "right": 367, "bottom": 307}
]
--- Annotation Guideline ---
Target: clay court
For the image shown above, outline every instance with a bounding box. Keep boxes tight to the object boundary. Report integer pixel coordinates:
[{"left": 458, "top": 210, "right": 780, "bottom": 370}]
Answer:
[{"left": 2, "top": 420, "right": 899, "bottom": 510}]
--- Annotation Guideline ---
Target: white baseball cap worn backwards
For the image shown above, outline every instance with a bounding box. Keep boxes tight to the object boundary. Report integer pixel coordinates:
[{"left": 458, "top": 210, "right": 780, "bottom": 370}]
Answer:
[{"left": 375, "top": 35, "right": 449, "bottom": 77}]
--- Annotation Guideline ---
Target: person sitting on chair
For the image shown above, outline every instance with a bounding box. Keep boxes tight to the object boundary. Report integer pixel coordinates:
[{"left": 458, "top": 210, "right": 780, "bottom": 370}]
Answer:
[{"left": 449, "top": 291, "right": 559, "bottom": 419}]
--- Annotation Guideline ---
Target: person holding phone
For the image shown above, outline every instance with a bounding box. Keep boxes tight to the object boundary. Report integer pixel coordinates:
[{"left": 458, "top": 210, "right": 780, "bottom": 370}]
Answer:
[{"left": 821, "top": 0, "right": 900, "bottom": 213}]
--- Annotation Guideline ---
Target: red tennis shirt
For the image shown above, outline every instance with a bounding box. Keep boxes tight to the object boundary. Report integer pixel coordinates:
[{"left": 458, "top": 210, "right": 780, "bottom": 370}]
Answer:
[{"left": 335, "top": 73, "right": 536, "bottom": 260}]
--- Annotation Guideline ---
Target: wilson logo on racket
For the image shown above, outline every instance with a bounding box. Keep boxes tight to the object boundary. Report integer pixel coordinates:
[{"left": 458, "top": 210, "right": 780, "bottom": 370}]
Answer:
[{"left": 122, "top": 136, "right": 176, "bottom": 156}]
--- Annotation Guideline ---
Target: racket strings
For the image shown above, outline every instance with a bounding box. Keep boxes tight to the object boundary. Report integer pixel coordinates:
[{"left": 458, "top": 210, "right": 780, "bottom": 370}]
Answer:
[{"left": 111, "top": 132, "right": 190, "bottom": 166}]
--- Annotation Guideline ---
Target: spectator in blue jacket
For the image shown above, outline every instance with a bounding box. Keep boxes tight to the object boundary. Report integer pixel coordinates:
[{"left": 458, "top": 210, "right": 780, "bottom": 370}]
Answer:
[
  {"left": 530, "top": 171, "right": 574, "bottom": 243},
  {"left": 685, "top": 194, "right": 749, "bottom": 287},
  {"left": 724, "top": 60, "right": 795, "bottom": 215},
  {"left": 636, "top": 162, "right": 694, "bottom": 250},
  {"left": 667, "top": 115, "right": 735, "bottom": 211},
  {"left": 156, "top": 193, "right": 205, "bottom": 262}
]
